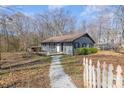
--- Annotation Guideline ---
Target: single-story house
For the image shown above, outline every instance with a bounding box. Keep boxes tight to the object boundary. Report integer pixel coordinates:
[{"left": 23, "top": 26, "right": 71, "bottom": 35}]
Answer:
[{"left": 41, "top": 32, "right": 95, "bottom": 55}]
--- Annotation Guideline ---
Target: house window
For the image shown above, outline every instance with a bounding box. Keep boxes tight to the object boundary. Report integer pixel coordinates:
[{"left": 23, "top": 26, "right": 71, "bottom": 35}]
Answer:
[
  {"left": 82, "top": 43, "right": 86, "bottom": 47},
  {"left": 87, "top": 44, "right": 89, "bottom": 48},
  {"left": 50, "top": 43, "right": 56, "bottom": 52},
  {"left": 74, "top": 42, "right": 80, "bottom": 48},
  {"left": 89, "top": 43, "right": 92, "bottom": 47}
]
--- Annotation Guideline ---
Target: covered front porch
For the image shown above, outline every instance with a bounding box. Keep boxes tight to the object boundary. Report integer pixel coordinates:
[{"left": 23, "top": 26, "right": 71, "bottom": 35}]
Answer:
[{"left": 42, "top": 42, "right": 64, "bottom": 55}]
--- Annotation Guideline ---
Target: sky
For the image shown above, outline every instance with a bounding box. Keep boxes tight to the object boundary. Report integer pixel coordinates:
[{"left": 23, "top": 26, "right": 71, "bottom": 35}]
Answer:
[
  {"left": 0, "top": 5, "right": 119, "bottom": 25},
  {"left": 2, "top": 5, "right": 85, "bottom": 17}
]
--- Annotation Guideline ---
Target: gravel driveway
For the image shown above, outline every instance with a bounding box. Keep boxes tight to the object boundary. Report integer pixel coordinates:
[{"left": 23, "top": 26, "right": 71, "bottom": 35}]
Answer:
[{"left": 49, "top": 55, "right": 76, "bottom": 88}]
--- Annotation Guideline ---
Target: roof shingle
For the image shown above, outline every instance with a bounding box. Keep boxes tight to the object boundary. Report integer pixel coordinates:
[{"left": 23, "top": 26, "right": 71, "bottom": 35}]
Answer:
[{"left": 41, "top": 32, "right": 87, "bottom": 43}]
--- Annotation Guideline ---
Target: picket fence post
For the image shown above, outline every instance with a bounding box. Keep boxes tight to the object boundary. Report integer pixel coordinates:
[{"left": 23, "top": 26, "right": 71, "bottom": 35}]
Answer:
[
  {"left": 116, "top": 65, "right": 123, "bottom": 88},
  {"left": 83, "top": 58, "right": 86, "bottom": 87},
  {"left": 102, "top": 62, "right": 107, "bottom": 88},
  {"left": 92, "top": 65, "right": 96, "bottom": 88},
  {"left": 96, "top": 61, "right": 101, "bottom": 88},
  {"left": 85, "top": 58, "right": 89, "bottom": 87},
  {"left": 83, "top": 58, "right": 123, "bottom": 88},
  {"left": 107, "top": 64, "right": 113, "bottom": 88},
  {"left": 89, "top": 59, "right": 92, "bottom": 88}
]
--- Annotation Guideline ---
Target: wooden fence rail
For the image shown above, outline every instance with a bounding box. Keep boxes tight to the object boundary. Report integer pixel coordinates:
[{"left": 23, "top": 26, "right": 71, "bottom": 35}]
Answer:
[{"left": 83, "top": 58, "right": 123, "bottom": 88}]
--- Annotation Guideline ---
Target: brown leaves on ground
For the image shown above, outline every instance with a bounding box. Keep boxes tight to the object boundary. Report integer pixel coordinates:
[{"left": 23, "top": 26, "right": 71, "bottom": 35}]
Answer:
[
  {"left": 0, "top": 52, "right": 51, "bottom": 88},
  {"left": 0, "top": 63, "right": 50, "bottom": 88},
  {"left": 1, "top": 52, "right": 28, "bottom": 62}
]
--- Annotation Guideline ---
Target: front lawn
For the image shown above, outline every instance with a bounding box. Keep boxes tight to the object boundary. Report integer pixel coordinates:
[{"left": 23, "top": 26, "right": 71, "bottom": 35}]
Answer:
[
  {"left": 0, "top": 54, "right": 51, "bottom": 88},
  {"left": 61, "top": 50, "right": 124, "bottom": 88}
]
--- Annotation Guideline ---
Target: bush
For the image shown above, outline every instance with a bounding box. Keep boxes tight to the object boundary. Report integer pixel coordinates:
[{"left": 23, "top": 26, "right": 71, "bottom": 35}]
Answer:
[
  {"left": 89, "top": 47, "right": 98, "bottom": 53},
  {"left": 75, "top": 48, "right": 85, "bottom": 55},
  {"left": 75, "top": 47, "right": 98, "bottom": 55},
  {"left": 83, "top": 48, "right": 91, "bottom": 55},
  {"left": 75, "top": 48, "right": 81, "bottom": 55}
]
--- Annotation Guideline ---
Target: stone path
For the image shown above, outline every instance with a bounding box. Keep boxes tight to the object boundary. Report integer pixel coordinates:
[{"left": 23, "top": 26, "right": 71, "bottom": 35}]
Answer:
[{"left": 49, "top": 55, "right": 76, "bottom": 88}]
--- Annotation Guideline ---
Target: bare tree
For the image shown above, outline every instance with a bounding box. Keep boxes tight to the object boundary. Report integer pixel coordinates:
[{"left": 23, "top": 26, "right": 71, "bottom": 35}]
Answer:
[
  {"left": 78, "top": 20, "right": 87, "bottom": 32},
  {"left": 116, "top": 6, "right": 124, "bottom": 44},
  {"left": 35, "top": 9, "right": 76, "bottom": 40},
  {"left": 11, "top": 12, "right": 32, "bottom": 51},
  {"left": 0, "top": 6, "right": 13, "bottom": 60}
]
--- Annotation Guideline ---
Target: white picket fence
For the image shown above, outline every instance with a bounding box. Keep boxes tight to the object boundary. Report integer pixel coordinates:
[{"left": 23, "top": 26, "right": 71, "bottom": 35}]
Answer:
[{"left": 83, "top": 58, "right": 123, "bottom": 88}]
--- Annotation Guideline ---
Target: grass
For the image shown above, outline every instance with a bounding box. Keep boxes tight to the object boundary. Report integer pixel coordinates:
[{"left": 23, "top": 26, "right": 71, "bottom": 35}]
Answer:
[
  {"left": 61, "top": 55, "right": 84, "bottom": 87},
  {"left": 0, "top": 53, "right": 51, "bottom": 88},
  {"left": 61, "top": 50, "right": 124, "bottom": 88}
]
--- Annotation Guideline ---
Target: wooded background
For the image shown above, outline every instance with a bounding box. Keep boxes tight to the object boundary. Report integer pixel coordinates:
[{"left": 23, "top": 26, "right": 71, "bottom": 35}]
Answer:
[{"left": 0, "top": 6, "right": 124, "bottom": 54}]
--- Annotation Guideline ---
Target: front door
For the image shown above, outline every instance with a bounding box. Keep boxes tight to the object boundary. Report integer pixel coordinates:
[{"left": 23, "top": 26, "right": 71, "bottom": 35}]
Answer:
[{"left": 57, "top": 43, "right": 61, "bottom": 52}]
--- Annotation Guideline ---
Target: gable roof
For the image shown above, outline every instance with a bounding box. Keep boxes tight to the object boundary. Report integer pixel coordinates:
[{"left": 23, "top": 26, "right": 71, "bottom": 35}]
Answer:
[{"left": 41, "top": 32, "right": 95, "bottom": 43}]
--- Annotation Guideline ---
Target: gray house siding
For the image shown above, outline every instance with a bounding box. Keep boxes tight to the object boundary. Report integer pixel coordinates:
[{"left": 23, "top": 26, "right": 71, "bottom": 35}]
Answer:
[
  {"left": 42, "top": 42, "right": 73, "bottom": 55},
  {"left": 42, "top": 43, "right": 57, "bottom": 53},
  {"left": 73, "top": 35, "right": 94, "bottom": 49},
  {"left": 63, "top": 42, "right": 73, "bottom": 55},
  {"left": 41, "top": 34, "right": 95, "bottom": 55},
  {"left": 67, "top": 35, "right": 95, "bottom": 55}
]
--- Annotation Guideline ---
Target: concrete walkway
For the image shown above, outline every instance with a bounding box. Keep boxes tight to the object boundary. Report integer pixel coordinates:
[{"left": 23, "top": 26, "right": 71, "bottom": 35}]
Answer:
[{"left": 49, "top": 55, "right": 76, "bottom": 88}]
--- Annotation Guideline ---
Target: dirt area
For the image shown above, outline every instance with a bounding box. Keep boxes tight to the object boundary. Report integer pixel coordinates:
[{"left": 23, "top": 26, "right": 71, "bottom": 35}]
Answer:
[
  {"left": 61, "top": 50, "right": 124, "bottom": 88},
  {"left": 0, "top": 52, "right": 51, "bottom": 88}
]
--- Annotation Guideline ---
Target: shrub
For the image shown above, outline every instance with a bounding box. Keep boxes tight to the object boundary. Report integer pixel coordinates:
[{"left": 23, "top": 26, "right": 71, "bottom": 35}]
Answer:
[
  {"left": 75, "top": 48, "right": 82, "bottom": 55},
  {"left": 75, "top": 47, "right": 98, "bottom": 55},
  {"left": 83, "top": 48, "right": 91, "bottom": 55},
  {"left": 89, "top": 47, "right": 98, "bottom": 53}
]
